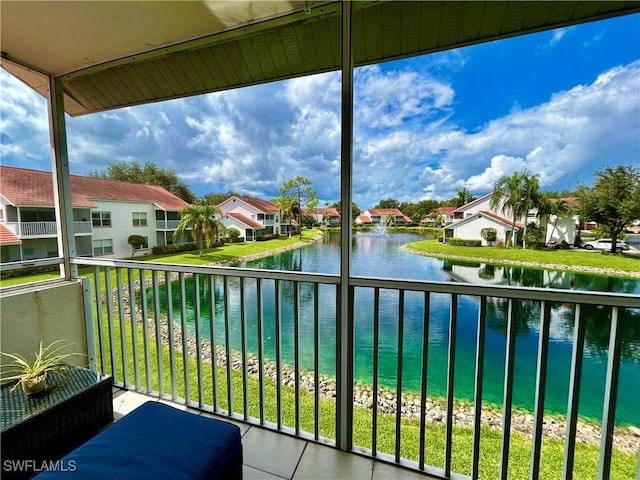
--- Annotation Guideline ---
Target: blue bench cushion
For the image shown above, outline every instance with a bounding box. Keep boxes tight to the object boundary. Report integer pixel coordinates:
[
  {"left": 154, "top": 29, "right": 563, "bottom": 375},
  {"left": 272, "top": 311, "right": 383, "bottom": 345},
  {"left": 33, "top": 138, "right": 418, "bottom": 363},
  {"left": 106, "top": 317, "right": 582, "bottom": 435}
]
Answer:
[{"left": 36, "top": 401, "right": 242, "bottom": 479}]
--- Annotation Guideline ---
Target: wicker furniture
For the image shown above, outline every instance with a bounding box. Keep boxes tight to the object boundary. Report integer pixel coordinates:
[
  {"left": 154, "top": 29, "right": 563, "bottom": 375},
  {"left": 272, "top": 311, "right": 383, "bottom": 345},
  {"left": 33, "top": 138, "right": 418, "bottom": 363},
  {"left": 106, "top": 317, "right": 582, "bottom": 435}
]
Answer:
[{"left": 1, "top": 367, "right": 113, "bottom": 480}]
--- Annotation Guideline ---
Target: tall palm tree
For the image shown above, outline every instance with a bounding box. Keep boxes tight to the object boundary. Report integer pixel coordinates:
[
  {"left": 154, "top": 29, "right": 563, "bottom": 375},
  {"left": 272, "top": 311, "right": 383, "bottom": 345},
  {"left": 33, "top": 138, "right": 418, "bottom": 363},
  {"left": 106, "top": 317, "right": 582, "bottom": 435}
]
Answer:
[
  {"left": 490, "top": 171, "right": 525, "bottom": 247},
  {"left": 491, "top": 170, "right": 541, "bottom": 248},
  {"left": 173, "top": 201, "right": 223, "bottom": 257},
  {"left": 539, "top": 195, "right": 571, "bottom": 245},
  {"left": 520, "top": 173, "right": 541, "bottom": 249}
]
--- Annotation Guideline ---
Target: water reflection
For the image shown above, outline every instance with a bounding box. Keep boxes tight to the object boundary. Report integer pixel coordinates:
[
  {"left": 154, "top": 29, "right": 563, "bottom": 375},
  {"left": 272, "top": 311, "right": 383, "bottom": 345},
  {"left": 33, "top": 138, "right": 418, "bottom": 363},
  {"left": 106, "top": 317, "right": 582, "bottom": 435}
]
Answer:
[{"left": 147, "top": 233, "right": 640, "bottom": 425}]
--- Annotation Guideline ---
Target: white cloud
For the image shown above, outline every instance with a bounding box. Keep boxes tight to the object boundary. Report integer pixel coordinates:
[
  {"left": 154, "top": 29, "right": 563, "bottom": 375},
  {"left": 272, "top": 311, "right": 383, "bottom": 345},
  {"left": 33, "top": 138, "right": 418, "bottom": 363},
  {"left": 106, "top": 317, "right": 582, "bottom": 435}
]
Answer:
[{"left": 543, "top": 28, "right": 569, "bottom": 49}]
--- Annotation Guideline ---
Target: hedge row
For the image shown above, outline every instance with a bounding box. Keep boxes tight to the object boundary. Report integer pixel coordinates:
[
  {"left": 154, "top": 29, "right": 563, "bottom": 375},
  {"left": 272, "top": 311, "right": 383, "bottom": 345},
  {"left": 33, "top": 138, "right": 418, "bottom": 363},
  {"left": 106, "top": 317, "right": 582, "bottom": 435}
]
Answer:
[
  {"left": 448, "top": 238, "right": 482, "bottom": 247},
  {"left": 255, "top": 233, "right": 280, "bottom": 242},
  {"left": 151, "top": 241, "right": 225, "bottom": 255}
]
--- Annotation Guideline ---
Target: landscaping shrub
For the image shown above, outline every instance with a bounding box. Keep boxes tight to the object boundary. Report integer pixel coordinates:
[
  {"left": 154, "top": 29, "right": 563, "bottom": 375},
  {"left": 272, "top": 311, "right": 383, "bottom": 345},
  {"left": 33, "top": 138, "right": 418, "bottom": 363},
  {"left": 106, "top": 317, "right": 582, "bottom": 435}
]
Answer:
[
  {"left": 0, "top": 263, "right": 58, "bottom": 279},
  {"left": 150, "top": 242, "right": 226, "bottom": 255},
  {"left": 226, "top": 228, "right": 241, "bottom": 243},
  {"left": 480, "top": 228, "right": 497, "bottom": 245},
  {"left": 448, "top": 238, "right": 482, "bottom": 247},
  {"left": 256, "top": 233, "right": 280, "bottom": 242}
]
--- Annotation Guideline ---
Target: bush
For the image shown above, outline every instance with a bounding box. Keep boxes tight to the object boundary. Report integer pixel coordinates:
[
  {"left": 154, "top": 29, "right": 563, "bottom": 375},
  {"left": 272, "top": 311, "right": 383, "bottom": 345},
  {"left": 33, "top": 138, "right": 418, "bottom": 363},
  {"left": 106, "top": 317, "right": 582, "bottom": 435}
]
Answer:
[
  {"left": 150, "top": 241, "right": 225, "bottom": 255},
  {"left": 448, "top": 238, "right": 482, "bottom": 247},
  {"left": 227, "top": 228, "right": 241, "bottom": 243},
  {"left": 480, "top": 228, "right": 497, "bottom": 245},
  {"left": 256, "top": 233, "right": 280, "bottom": 242},
  {"left": 127, "top": 234, "right": 147, "bottom": 257}
]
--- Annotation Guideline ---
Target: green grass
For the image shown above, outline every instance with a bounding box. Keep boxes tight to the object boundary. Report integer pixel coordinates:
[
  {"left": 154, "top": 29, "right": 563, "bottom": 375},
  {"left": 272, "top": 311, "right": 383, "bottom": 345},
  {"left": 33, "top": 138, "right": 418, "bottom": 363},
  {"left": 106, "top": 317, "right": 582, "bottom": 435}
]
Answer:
[
  {"left": 407, "top": 240, "right": 640, "bottom": 276},
  {"left": 0, "top": 229, "right": 322, "bottom": 288},
  {"left": 95, "top": 295, "right": 637, "bottom": 480}
]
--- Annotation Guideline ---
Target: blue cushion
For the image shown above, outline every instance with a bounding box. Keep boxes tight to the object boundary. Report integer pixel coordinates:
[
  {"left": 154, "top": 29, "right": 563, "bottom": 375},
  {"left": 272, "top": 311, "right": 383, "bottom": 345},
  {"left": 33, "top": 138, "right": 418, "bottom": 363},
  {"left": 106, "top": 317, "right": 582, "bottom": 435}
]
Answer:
[{"left": 35, "top": 401, "right": 242, "bottom": 479}]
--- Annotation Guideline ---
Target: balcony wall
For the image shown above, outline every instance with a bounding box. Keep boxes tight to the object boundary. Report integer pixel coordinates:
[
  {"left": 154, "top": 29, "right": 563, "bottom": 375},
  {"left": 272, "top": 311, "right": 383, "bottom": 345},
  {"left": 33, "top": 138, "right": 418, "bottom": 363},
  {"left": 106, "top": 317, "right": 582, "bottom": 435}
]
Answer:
[{"left": 0, "top": 279, "right": 89, "bottom": 378}]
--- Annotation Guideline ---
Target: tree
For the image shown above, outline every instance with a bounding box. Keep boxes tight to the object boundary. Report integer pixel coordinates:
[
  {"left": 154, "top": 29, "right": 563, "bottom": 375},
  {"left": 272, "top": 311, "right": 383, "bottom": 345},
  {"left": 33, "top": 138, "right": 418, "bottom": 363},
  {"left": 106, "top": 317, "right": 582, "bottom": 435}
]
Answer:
[
  {"left": 376, "top": 198, "right": 400, "bottom": 209},
  {"left": 578, "top": 165, "right": 640, "bottom": 253},
  {"left": 490, "top": 170, "right": 540, "bottom": 248},
  {"left": 330, "top": 201, "right": 360, "bottom": 221},
  {"left": 480, "top": 228, "right": 497, "bottom": 246},
  {"left": 279, "top": 177, "right": 318, "bottom": 238},
  {"left": 538, "top": 195, "right": 572, "bottom": 245},
  {"left": 91, "top": 161, "right": 195, "bottom": 203},
  {"left": 172, "top": 200, "right": 224, "bottom": 257},
  {"left": 453, "top": 188, "right": 476, "bottom": 208},
  {"left": 203, "top": 191, "right": 238, "bottom": 207},
  {"left": 127, "top": 234, "right": 147, "bottom": 257},
  {"left": 226, "top": 228, "right": 241, "bottom": 243}
]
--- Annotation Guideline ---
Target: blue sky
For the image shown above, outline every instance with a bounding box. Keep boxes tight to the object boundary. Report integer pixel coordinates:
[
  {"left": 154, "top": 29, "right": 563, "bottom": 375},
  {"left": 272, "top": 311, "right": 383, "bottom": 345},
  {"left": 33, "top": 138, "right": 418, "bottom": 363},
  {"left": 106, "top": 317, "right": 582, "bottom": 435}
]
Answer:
[{"left": 1, "top": 13, "right": 638, "bottom": 208}]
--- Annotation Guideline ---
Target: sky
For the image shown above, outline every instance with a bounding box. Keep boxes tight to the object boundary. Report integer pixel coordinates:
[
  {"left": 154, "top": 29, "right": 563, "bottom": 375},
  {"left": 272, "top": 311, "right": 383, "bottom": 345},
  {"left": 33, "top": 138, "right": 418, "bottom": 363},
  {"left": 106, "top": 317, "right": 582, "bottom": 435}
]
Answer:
[{"left": 1, "top": 13, "right": 639, "bottom": 208}]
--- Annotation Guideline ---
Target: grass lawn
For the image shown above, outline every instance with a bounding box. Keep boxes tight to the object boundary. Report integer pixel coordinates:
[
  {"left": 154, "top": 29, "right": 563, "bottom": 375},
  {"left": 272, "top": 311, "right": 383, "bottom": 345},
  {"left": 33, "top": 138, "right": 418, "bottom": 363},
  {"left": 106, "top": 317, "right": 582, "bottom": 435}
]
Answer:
[
  {"left": 406, "top": 240, "right": 640, "bottom": 276},
  {"left": 98, "top": 307, "right": 637, "bottom": 480},
  {"left": 0, "top": 229, "right": 322, "bottom": 288}
]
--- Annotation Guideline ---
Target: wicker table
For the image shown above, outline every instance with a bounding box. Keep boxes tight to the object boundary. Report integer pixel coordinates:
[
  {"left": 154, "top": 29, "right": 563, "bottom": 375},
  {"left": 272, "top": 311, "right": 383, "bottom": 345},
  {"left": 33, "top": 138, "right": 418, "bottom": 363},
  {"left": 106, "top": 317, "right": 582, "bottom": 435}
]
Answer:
[{"left": 1, "top": 367, "right": 113, "bottom": 479}]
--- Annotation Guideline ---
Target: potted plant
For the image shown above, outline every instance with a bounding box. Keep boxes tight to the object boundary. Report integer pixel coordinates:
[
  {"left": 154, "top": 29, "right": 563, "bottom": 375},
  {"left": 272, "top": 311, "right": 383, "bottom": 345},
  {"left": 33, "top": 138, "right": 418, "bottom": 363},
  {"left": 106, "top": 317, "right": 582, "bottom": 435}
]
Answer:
[{"left": 1, "top": 340, "right": 81, "bottom": 396}]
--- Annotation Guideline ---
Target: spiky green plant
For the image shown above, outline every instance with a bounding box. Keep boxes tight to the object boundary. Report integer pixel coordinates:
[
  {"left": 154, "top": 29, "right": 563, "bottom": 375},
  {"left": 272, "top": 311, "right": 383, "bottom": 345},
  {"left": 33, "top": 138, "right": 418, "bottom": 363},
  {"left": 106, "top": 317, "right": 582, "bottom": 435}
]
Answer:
[{"left": 1, "top": 340, "right": 81, "bottom": 391}]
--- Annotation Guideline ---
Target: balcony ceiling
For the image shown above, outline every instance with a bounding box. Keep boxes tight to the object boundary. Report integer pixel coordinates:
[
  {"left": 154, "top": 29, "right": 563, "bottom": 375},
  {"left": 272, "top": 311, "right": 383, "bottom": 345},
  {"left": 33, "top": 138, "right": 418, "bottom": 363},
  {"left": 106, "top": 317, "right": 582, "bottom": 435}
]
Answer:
[{"left": 1, "top": 1, "right": 638, "bottom": 117}]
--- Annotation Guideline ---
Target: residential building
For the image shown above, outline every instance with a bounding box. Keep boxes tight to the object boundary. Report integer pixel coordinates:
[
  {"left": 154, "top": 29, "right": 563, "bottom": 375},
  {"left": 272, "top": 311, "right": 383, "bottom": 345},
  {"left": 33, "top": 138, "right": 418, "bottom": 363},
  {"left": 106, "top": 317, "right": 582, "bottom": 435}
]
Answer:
[
  {"left": 355, "top": 208, "right": 411, "bottom": 225},
  {"left": 444, "top": 192, "right": 578, "bottom": 245},
  {"left": 420, "top": 206, "right": 456, "bottom": 226},
  {"left": 1, "top": 3, "right": 634, "bottom": 479},
  {"left": 0, "top": 166, "right": 188, "bottom": 261},
  {"left": 302, "top": 207, "right": 341, "bottom": 226},
  {"left": 217, "top": 195, "right": 284, "bottom": 241}
]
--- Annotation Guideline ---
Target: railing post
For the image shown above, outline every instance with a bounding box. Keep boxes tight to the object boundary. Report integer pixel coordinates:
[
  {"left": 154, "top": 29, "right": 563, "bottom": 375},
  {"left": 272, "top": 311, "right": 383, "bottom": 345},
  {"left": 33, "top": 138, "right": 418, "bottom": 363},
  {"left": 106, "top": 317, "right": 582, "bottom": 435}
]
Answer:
[{"left": 337, "top": 0, "right": 354, "bottom": 452}]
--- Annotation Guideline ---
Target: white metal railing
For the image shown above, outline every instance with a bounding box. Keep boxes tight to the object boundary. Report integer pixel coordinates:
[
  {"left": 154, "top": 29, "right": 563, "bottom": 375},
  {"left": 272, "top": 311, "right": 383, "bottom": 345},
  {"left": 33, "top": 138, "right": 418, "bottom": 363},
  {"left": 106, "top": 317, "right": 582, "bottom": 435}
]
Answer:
[
  {"left": 73, "top": 221, "right": 92, "bottom": 234},
  {"left": 156, "top": 220, "right": 180, "bottom": 230},
  {"left": 62, "top": 257, "right": 638, "bottom": 480},
  {"left": 3, "top": 221, "right": 92, "bottom": 236}
]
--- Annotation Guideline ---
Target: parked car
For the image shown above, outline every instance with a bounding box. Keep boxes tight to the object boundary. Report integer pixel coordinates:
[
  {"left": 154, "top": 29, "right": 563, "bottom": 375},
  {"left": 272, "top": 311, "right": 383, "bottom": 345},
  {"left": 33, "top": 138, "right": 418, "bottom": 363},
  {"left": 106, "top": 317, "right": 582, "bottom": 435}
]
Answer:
[{"left": 581, "top": 238, "right": 630, "bottom": 252}]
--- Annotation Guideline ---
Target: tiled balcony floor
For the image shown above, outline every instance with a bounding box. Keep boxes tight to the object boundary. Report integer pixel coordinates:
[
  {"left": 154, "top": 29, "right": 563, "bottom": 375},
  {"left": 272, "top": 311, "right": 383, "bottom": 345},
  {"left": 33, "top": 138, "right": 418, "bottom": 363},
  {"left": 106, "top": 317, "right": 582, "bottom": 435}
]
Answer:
[{"left": 113, "top": 389, "right": 437, "bottom": 480}]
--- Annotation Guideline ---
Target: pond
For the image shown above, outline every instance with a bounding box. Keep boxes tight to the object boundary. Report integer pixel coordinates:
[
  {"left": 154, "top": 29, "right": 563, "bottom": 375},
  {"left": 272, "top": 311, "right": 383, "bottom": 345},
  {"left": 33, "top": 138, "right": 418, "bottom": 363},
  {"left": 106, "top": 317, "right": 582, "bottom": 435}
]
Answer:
[{"left": 154, "top": 232, "right": 640, "bottom": 426}]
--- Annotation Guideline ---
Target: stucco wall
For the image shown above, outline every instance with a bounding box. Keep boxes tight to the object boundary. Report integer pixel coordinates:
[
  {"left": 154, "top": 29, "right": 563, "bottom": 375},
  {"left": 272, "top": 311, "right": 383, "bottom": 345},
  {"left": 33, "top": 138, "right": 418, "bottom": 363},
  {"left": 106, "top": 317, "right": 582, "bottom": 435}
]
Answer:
[
  {"left": 0, "top": 280, "right": 89, "bottom": 379},
  {"left": 91, "top": 200, "right": 156, "bottom": 258},
  {"left": 453, "top": 217, "right": 511, "bottom": 245}
]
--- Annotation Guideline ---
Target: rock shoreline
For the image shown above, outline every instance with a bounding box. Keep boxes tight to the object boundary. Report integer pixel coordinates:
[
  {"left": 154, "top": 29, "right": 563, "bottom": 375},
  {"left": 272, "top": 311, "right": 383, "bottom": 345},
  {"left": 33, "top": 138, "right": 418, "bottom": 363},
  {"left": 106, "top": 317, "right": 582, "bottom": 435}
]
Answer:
[
  {"left": 134, "top": 312, "right": 639, "bottom": 453},
  {"left": 400, "top": 244, "right": 640, "bottom": 279}
]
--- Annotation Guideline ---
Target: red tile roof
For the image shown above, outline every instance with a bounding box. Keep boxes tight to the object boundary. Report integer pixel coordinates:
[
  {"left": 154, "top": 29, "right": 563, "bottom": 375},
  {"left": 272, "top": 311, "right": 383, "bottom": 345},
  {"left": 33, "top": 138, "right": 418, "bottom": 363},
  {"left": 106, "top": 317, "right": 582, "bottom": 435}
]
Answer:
[
  {"left": 1, "top": 166, "right": 188, "bottom": 211},
  {"left": 234, "top": 196, "right": 279, "bottom": 213},
  {"left": 357, "top": 213, "right": 372, "bottom": 224},
  {"left": 479, "top": 211, "right": 523, "bottom": 228},
  {"left": 302, "top": 207, "right": 340, "bottom": 216},
  {"left": 437, "top": 206, "right": 456, "bottom": 215},
  {"left": 224, "top": 212, "right": 266, "bottom": 230},
  {"left": 365, "top": 208, "right": 411, "bottom": 223},
  {"left": 0, "top": 224, "right": 21, "bottom": 245}
]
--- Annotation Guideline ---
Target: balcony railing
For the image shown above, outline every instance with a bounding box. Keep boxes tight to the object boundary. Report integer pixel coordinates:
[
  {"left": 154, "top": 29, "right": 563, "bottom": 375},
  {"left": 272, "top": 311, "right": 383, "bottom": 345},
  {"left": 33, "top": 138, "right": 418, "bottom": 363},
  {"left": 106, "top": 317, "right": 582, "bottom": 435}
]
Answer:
[
  {"left": 156, "top": 220, "right": 180, "bottom": 230},
  {"left": 69, "top": 257, "right": 638, "bottom": 480},
  {"left": 3, "top": 221, "right": 92, "bottom": 237}
]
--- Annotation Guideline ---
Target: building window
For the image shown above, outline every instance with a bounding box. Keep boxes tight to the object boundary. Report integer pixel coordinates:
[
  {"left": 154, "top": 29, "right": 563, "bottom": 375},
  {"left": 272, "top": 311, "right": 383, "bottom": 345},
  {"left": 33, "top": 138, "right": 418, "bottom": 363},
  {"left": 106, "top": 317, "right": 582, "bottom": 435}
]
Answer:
[
  {"left": 93, "top": 239, "right": 113, "bottom": 256},
  {"left": 132, "top": 212, "right": 148, "bottom": 227},
  {"left": 92, "top": 211, "right": 111, "bottom": 227}
]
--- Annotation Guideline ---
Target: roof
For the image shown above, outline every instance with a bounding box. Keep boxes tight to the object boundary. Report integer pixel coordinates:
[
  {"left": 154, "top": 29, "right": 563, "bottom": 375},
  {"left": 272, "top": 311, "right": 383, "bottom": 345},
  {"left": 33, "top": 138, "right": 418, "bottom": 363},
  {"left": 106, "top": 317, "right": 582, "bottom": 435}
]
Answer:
[
  {"left": 2, "top": 1, "right": 637, "bottom": 116},
  {"left": 438, "top": 207, "right": 457, "bottom": 215},
  {"left": 365, "top": 208, "right": 412, "bottom": 223},
  {"left": 224, "top": 212, "right": 266, "bottom": 230},
  {"left": 0, "top": 224, "right": 21, "bottom": 245},
  {"left": 357, "top": 214, "right": 372, "bottom": 224},
  {"left": 444, "top": 210, "right": 522, "bottom": 230},
  {"left": 303, "top": 207, "right": 340, "bottom": 216},
  {"left": 0, "top": 166, "right": 189, "bottom": 211},
  {"left": 220, "top": 195, "right": 279, "bottom": 214},
  {"left": 451, "top": 193, "right": 494, "bottom": 213}
]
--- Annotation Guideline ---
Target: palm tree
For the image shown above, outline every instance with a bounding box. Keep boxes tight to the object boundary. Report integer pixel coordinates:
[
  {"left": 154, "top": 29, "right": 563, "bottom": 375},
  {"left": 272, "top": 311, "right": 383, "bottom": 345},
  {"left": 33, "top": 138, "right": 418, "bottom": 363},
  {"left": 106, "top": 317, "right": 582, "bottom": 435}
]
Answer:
[
  {"left": 520, "top": 173, "right": 541, "bottom": 249},
  {"left": 490, "top": 171, "right": 526, "bottom": 247},
  {"left": 491, "top": 171, "right": 541, "bottom": 248},
  {"left": 454, "top": 188, "right": 475, "bottom": 207},
  {"left": 173, "top": 201, "right": 223, "bottom": 257},
  {"left": 539, "top": 195, "right": 571, "bottom": 245}
]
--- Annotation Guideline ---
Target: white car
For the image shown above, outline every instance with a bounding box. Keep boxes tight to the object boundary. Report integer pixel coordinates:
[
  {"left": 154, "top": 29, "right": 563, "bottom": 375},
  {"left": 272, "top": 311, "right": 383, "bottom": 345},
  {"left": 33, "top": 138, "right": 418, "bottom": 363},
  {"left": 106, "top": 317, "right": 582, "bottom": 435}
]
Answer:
[{"left": 582, "top": 238, "right": 630, "bottom": 253}]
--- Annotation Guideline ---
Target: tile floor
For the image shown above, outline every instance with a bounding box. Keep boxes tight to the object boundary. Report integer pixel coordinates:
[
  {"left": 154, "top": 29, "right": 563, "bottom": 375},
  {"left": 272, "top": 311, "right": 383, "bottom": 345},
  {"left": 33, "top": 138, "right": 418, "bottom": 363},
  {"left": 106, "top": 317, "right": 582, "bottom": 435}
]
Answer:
[{"left": 112, "top": 389, "right": 437, "bottom": 480}]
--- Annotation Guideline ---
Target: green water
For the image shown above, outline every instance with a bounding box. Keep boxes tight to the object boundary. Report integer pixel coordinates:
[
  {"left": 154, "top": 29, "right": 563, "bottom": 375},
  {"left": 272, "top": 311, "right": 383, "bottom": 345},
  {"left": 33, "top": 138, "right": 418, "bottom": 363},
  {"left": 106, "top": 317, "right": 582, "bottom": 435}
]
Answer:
[{"left": 151, "top": 232, "right": 640, "bottom": 425}]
